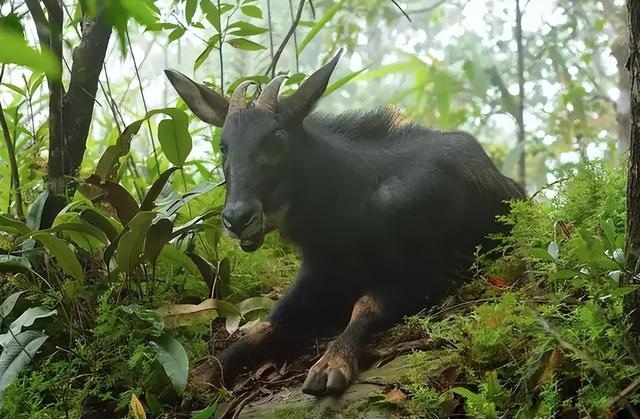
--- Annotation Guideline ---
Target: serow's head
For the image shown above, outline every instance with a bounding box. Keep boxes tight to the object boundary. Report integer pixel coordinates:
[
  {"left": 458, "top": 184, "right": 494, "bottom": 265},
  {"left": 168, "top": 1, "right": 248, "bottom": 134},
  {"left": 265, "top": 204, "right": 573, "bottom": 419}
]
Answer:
[{"left": 165, "top": 49, "right": 342, "bottom": 251}]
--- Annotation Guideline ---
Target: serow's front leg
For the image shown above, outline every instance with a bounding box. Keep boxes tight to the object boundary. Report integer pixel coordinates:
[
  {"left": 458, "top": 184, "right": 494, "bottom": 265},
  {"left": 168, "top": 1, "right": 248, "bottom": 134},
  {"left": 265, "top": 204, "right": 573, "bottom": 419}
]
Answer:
[
  {"left": 302, "top": 294, "right": 384, "bottom": 396},
  {"left": 217, "top": 271, "right": 355, "bottom": 388}
]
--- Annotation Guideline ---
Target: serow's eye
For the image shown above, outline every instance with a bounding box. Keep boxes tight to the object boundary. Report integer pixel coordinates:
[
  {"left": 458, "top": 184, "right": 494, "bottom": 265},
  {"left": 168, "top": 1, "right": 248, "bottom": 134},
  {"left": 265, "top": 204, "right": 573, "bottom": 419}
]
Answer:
[{"left": 220, "top": 144, "right": 228, "bottom": 155}]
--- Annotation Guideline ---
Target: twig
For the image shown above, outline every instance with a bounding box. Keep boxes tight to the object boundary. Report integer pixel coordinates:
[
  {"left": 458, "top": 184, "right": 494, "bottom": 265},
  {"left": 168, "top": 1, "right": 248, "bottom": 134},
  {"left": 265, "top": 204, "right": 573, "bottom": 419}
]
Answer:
[
  {"left": 608, "top": 376, "right": 640, "bottom": 411},
  {"left": 264, "top": 0, "right": 305, "bottom": 77},
  {"left": 266, "top": 0, "right": 274, "bottom": 63},
  {"left": 0, "top": 98, "right": 25, "bottom": 219},
  {"left": 390, "top": 0, "right": 411, "bottom": 22},
  {"left": 407, "top": 0, "right": 447, "bottom": 14},
  {"left": 126, "top": 29, "right": 160, "bottom": 178},
  {"left": 288, "top": 0, "right": 300, "bottom": 73}
]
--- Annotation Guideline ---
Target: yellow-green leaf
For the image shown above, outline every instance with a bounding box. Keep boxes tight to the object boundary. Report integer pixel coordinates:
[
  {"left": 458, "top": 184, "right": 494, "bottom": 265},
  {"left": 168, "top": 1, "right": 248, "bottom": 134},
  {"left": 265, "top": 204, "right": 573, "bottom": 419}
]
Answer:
[{"left": 31, "top": 232, "right": 83, "bottom": 281}]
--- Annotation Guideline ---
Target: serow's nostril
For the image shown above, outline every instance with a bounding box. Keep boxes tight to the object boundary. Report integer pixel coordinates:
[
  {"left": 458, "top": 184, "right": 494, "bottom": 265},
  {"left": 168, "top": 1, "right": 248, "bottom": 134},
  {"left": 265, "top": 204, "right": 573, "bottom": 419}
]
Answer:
[{"left": 244, "top": 213, "right": 256, "bottom": 227}]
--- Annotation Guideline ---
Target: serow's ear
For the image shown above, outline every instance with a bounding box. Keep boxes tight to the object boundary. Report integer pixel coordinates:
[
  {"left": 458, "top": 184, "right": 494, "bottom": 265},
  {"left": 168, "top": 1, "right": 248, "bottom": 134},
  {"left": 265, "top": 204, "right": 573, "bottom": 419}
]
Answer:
[
  {"left": 278, "top": 48, "right": 343, "bottom": 123},
  {"left": 165, "top": 69, "right": 229, "bottom": 127}
]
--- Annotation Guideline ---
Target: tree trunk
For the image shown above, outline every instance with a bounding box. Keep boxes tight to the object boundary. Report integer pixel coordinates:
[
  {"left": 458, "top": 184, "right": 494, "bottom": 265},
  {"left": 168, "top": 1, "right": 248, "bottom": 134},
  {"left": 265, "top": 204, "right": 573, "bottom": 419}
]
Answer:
[
  {"left": 26, "top": 1, "right": 112, "bottom": 198},
  {"left": 515, "top": 0, "right": 526, "bottom": 187},
  {"left": 624, "top": 0, "right": 640, "bottom": 336}
]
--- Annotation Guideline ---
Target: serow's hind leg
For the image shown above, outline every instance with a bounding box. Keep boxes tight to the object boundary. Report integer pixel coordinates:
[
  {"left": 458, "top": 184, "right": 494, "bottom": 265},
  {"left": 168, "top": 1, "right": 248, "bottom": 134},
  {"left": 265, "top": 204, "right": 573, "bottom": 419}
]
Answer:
[{"left": 302, "top": 294, "right": 388, "bottom": 396}]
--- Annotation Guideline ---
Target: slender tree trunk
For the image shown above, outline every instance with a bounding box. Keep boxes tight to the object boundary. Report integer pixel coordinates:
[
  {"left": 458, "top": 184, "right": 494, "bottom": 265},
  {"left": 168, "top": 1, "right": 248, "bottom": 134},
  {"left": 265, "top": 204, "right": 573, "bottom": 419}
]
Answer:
[
  {"left": 26, "top": 1, "right": 112, "bottom": 198},
  {"left": 515, "top": 0, "right": 526, "bottom": 187},
  {"left": 624, "top": 0, "right": 640, "bottom": 336},
  {"left": 600, "top": 0, "right": 631, "bottom": 162}
]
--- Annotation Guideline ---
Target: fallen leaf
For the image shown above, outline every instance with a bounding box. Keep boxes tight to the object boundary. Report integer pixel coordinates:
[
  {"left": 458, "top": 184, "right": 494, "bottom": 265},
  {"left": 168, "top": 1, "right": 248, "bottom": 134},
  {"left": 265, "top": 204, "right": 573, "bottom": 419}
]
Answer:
[
  {"left": 130, "top": 393, "right": 147, "bottom": 419},
  {"left": 487, "top": 275, "right": 508, "bottom": 288},
  {"left": 384, "top": 388, "right": 407, "bottom": 402}
]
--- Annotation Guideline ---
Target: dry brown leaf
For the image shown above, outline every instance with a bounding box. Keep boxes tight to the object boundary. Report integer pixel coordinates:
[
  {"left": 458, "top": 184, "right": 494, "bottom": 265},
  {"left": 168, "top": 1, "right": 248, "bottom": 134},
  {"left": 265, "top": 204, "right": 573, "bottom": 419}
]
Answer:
[
  {"left": 385, "top": 388, "right": 408, "bottom": 402},
  {"left": 130, "top": 393, "right": 147, "bottom": 419},
  {"left": 157, "top": 299, "right": 218, "bottom": 328}
]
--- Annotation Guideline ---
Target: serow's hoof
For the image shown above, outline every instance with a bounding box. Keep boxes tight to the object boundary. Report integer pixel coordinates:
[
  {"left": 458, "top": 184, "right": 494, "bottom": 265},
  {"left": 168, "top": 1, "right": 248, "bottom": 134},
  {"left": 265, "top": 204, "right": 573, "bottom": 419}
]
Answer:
[{"left": 302, "top": 367, "right": 350, "bottom": 396}]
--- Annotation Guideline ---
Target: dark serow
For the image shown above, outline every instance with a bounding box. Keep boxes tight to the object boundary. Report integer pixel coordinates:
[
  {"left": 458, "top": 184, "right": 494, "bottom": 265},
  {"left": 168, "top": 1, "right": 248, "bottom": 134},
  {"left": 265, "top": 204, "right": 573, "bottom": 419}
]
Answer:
[{"left": 165, "top": 49, "right": 525, "bottom": 396}]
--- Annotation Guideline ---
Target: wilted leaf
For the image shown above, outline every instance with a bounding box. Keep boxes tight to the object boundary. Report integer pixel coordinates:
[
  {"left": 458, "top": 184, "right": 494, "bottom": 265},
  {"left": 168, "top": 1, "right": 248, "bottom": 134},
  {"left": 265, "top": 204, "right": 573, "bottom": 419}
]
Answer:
[
  {"left": 156, "top": 299, "right": 225, "bottom": 328},
  {"left": 150, "top": 333, "right": 189, "bottom": 394},
  {"left": 31, "top": 232, "right": 83, "bottom": 281},
  {"left": 86, "top": 175, "right": 140, "bottom": 225},
  {"left": 130, "top": 393, "right": 147, "bottom": 419},
  {"left": 384, "top": 388, "right": 407, "bottom": 402}
]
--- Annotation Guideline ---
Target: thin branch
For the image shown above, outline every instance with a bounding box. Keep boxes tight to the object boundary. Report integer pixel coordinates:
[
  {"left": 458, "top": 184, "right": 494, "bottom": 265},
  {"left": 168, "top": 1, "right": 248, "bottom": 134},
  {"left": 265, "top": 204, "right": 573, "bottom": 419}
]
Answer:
[
  {"left": 266, "top": 0, "right": 274, "bottom": 63},
  {"left": 125, "top": 29, "right": 160, "bottom": 178},
  {"left": 407, "top": 0, "right": 447, "bottom": 14},
  {"left": 389, "top": 0, "right": 411, "bottom": 22},
  {"left": 288, "top": 0, "right": 300, "bottom": 73},
  {"left": 0, "top": 98, "right": 25, "bottom": 219},
  {"left": 264, "top": 0, "right": 305, "bottom": 77},
  {"left": 217, "top": 0, "right": 225, "bottom": 93}
]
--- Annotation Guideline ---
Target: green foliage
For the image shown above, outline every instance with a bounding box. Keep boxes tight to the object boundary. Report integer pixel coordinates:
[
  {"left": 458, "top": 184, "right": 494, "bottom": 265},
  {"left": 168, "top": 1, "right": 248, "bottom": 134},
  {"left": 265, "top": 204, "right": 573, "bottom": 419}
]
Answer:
[{"left": 406, "top": 164, "right": 638, "bottom": 418}]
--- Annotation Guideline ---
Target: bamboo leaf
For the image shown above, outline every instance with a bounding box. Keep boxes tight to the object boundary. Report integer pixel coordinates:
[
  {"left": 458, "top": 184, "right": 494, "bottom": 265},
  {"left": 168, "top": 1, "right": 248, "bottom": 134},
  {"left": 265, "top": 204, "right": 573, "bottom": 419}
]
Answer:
[{"left": 297, "top": 0, "right": 345, "bottom": 54}]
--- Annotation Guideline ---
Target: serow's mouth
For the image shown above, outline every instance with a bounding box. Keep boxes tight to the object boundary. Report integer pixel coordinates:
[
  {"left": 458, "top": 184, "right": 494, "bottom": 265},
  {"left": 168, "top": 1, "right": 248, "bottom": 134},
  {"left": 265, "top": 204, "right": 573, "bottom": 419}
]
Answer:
[{"left": 239, "top": 232, "right": 264, "bottom": 252}]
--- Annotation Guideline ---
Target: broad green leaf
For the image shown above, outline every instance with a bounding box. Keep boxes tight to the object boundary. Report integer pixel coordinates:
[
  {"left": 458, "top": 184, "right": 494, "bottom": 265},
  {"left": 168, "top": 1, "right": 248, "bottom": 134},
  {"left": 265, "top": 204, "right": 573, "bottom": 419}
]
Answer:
[
  {"left": 529, "top": 248, "right": 554, "bottom": 261},
  {"left": 194, "top": 38, "right": 217, "bottom": 71},
  {"left": 241, "top": 5, "right": 262, "bottom": 18},
  {"left": 140, "top": 167, "right": 180, "bottom": 210},
  {"left": 168, "top": 27, "right": 186, "bottom": 43},
  {"left": 0, "top": 292, "right": 25, "bottom": 323},
  {"left": 158, "top": 118, "right": 192, "bottom": 166},
  {"left": 226, "top": 38, "right": 265, "bottom": 51},
  {"left": 1, "top": 83, "right": 25, "bottom": 97},
  {"left": 31, "top": 232, "right": 83, "bottom": 281},
  {"left": 144, "top": 218, "right": 174, "bottom": 263},
  {"left": 120, "top": 304, "right": 165, "bottom": 336},
  {"left": 0, "top": 307, "right": 56, "bottom": 348},
  {"left": 79, "top": 209, "right": 121, "bottom": 241},
  {"left": 200, "top": 0, "right": 221, "bottom": 31},
  {"left": 237, "top": 296, "right": 275, "bottom": 315},
  {"left": 122, "top": 0, "right": 159, "bottom": 26},
  {"left": 0, "top": 331, "right": 48, "bottom": 401},
  {"left": 0, "top": 255, "right": 31, "bottom": 275},
  {"left": 150, "top": 334, "right": 189, "bottom": 394},
  {"left": 95, "top": 119, "right": 144, "bottom": 180},
  {"left": 158, "top": 245, "right": 199, "bottom": 275},
  {"left": 116, "top": 211, "right": 156, "bottom": 273},
  {"left": 188, "top": 253, "right": 216, "bottom": 291},
  {"left": 0, "top": 215, "right": 30, "bottom": 235},
  {"left": 186, "top": 0, "right": 197, "bottom": 23},
  {"left": 227, "top": 21, "right": 268, "bottom": 36},
  {"left": 0, "top": 30, "right": 60, "bottom": 77},
  {"left": 297, "top": 0, "right": 345, "bottom": 54}
]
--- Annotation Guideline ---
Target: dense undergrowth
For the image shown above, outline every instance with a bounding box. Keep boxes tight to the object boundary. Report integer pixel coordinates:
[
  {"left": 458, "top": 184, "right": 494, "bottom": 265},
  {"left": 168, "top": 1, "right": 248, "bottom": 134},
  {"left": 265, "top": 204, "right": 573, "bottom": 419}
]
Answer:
[
  {"left": 402, "top": 163, "right": 638, "bottom": 418},
  {"left": 0, "top": 162, "right": 637, "bottom": 419}
]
